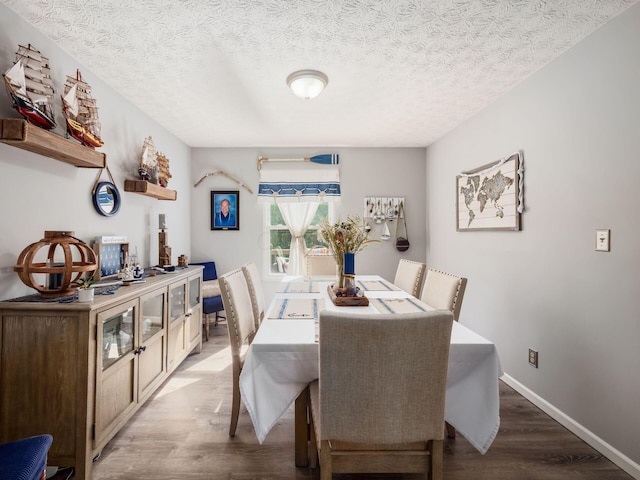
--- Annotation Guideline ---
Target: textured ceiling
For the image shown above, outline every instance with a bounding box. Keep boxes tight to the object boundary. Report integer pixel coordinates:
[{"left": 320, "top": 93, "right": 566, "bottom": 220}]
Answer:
[{"left": 2, "top": 0, "right": 637, "bottom": 147}]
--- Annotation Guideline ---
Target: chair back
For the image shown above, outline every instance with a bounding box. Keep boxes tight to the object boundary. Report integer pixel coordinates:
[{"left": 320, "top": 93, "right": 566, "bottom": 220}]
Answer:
[
  {"left": 420, "top": 268, "right": 468, "bottom": 321},
  {"left": 241, "top": 262, "right": 265, "bottom": 328},
  {"left": 318, "top": 310, "right": 453, "bottom": 444},
  {"left": 190, "top": 261, "right": 218, "bottom": 281},
  {"left": 219, "top": 269, "right": 256, "bottom": 355},
  {"left": 393, "top": 259, "right": 426, "bottom": 297},
  {"left": 305, "top": 254, "right": 337, "bottom": 276}
]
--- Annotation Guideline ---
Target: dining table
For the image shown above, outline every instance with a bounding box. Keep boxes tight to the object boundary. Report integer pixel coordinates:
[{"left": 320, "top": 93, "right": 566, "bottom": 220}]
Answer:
[{"left": 239, "top": 275, "right": 503, "bottom": 466}]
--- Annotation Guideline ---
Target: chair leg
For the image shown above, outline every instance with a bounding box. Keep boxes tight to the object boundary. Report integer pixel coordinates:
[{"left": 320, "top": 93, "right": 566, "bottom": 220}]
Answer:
[
  {"left": 320, "top": 440, "right": 332, "bottom": 480},
  {"left": 203, "top": 313, "right": 210, "bottom": 342},
  {"left": 430, "top": 439, "right": 443, "bottom": 480},
  {"left": 446, "top": 421, "right": 456, "bottom": 439},
  {"left": 229, "top": 361, "right": 241, "bottom": 437},
  {"left": 309, "top": 407, "right": 318, "bottom": 469}
]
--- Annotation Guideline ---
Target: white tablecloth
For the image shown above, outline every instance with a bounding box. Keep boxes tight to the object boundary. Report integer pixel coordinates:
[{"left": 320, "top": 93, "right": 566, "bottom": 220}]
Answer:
[{"left": 239, "top": 277, "right": 503, "bottom": 454}]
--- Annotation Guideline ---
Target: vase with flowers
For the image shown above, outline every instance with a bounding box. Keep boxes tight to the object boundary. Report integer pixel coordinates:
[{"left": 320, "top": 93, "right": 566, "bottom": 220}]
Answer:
[{"left": 318, "top": 215, "right": 377, "bottom": 289}]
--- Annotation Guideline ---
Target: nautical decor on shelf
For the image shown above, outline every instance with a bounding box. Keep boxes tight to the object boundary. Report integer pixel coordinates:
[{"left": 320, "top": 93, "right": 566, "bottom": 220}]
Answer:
[
  {"left": 2, "top": 44, "right": 56, "bottom": 130},
  {"left": 61, "top": 69, "right": 104, "bottom": 148},
  {"left": 138, "top": 136, "right": 158, "bottom": 183},
  {"left": 156, "top": 151, "right": 172, "bottom": 187}
]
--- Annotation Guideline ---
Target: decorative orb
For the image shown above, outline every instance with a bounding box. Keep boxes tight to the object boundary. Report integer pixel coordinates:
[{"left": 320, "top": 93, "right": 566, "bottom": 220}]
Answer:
[{"left": 14, "top": 231, "right": 99, "bottom": 297}]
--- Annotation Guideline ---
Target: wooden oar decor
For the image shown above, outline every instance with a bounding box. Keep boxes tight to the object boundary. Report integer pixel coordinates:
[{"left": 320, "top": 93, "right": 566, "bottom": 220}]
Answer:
[
  {"left": 257, "top": 154, "right": 339, "bottom": 170},
  {"left": 193, "top": 170, "right": 253, "bottom": 194}
]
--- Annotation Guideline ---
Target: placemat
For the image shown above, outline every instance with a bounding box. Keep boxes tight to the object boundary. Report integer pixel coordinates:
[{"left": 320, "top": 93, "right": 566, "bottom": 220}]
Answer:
[
  {"left": 268, "top": 298, "right": 326, "bottom": 319},
  {"left": 357, "top": 279, "right": 401, "bottom": 291},
  {"left": 371, "top": 297, "right": 433, "bottom": 314},
  {"left": 277, "top": 282, "right": 320, "bottom": 293}
]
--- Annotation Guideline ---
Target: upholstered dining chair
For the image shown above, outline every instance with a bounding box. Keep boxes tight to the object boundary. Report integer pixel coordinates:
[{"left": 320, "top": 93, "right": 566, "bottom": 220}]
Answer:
[
  {"left": 309, "top": 310, "right": 453, "bottom": 480},
  {"left": 0, "top": 434, "right": 53, "bottom": 480},
  {"left": 420, "top": 268, "right": 468, "bottom": 321},
  {"left": 241, "top": 262, "right": 265, "bottom": 330},
  {"left": 305, "top": 254, "right": 337, "bottom": 276},
  {"left": 393, "top": 258, "right": 426, "bottom": 297},
  {"left": 419, "top": 267, "right": 468, "bottom": 439},
  {"left": 189, "top": 261, "right": 225, "bottom": 341},
  {"left": 218, "top": 268, "right": 257, "bottom": 436}
]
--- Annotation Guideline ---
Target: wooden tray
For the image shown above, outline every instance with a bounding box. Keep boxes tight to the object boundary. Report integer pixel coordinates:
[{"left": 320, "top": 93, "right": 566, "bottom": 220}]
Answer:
[{"left": 327, "top": 284, "right": 369, "bottom": 306}]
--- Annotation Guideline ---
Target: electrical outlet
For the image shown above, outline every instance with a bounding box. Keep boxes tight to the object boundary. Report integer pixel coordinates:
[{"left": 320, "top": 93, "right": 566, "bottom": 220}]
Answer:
[
  {"left": 528, "top": 348, "right": 538, "bottom": 368},
  {"left": 595, "top": 229, "right": 610, "bottom": 251}
]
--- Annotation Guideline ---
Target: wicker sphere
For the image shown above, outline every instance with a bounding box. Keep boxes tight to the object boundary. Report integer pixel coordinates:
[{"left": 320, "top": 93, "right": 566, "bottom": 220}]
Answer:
[{"left": 14, "top": 231, "right": 98, "bottom": 297}]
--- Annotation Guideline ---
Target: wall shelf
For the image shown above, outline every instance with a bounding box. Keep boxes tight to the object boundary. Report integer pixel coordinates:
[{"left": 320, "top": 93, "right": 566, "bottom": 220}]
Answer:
[
  {"left": 0, "top": 118, "right": 106, "bottom": 168},
  {"left": 124, "top": 179, "right": 177, "bottom": 201}
]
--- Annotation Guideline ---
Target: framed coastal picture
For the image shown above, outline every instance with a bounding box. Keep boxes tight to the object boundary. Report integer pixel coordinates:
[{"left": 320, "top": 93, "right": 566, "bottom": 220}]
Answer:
[
  {"left": 211, "top": 190, "right": 239, "bottom": 230},
  {"left": 456, "top": 152, "right": 522, "bottom": 231}
]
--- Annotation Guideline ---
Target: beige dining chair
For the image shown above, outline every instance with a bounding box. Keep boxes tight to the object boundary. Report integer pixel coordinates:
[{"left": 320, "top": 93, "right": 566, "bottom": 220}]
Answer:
[
  {"left": 420, "top": 267, "right": 467, "bottom": 439},
  {"left": 420, "top": 268, "right": 468, "bottom": 322},
  {"left": 393, "top": 259, "right": 426, "bottom": 297},
  {"left": 218, "top": 268, "right": 257, "bottom": 436},
  {"left": 241, "top": 262, "right": 265, "bottom": 330},
  {"left": 309, "top": 310, "right": 453, "bottom": 480},
  {"left": 305, "top": 254, "right": 337, "bottom": 276}
]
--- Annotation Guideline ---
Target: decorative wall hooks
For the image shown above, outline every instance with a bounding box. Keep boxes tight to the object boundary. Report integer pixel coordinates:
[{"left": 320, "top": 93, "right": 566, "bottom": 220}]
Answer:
[{"left": 364, "top": 197, "right": 405, "bottom": 223}]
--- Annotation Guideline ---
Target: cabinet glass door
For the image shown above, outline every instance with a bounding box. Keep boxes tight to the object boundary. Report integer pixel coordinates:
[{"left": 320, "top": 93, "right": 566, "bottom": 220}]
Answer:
[
  {"left": 189, "top": 276, "right": 201, "bottom": 309},
  {"left": 170, "top": 282, "right": 186, "bottom": 323},
  {"left": 102, "top": 306, "right": 135, "bottom": 370},
  {"left": 141, "top": 291, "right": 165, "bottom": 342}
]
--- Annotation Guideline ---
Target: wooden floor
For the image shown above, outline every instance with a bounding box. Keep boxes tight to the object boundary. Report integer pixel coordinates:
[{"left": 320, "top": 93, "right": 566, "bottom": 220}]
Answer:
[{"left": 54, "top": 323, "right": 632, "bottom": 480}]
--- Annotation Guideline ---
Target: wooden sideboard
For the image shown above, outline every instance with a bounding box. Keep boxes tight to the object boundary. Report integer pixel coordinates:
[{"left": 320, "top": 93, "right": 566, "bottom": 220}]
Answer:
[{"left": 0, "top": 266, "right": 203, "bottom": 480}]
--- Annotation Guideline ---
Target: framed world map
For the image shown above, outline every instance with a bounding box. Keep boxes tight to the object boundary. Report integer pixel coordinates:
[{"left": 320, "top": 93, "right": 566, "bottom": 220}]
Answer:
[{"left": 456, "top": 152, "right": 523, "bottom": 231}]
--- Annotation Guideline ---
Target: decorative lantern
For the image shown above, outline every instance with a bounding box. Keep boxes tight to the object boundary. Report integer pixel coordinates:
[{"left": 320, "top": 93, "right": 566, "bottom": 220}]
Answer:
[{"left": 14, "top": 231, "right": 98, "bottom": 297}]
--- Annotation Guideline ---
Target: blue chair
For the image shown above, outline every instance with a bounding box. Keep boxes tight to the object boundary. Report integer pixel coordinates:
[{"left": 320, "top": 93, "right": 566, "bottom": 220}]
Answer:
[
  {"left": 190, "top": 261, "right": 225, "bottom": 341},
  {"left": 0, "top": 434, "right": 53, "bottom": 480}
]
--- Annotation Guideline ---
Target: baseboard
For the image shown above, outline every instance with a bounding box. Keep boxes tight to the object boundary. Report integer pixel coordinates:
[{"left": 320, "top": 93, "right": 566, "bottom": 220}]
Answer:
[{"left": 501, "top": 374, "right": 640, "bottom": 480}]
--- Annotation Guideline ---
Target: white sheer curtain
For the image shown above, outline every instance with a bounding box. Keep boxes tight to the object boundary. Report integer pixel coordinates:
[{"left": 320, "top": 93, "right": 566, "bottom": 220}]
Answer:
[{"left": 278, "top": 202, "right": 320, "bottom": 275}]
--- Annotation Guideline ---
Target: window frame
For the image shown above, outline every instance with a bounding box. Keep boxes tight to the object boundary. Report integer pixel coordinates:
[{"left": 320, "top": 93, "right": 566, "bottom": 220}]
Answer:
[{"left": 264, "top": 202, "right": 334, "bottom": 278}]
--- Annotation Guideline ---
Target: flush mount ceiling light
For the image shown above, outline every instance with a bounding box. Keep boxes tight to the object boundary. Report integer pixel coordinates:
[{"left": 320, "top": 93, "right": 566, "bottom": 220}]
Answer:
[{"left": 286, "top": 70, "right": 328, "bottom": 99}]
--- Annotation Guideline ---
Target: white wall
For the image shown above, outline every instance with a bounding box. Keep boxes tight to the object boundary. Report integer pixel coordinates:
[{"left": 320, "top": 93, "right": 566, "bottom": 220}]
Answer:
[
  {"left": 0, "top": 4, "right": 191, "bottom": 300},
  {"left": 190, "top": 148, "right": 426, "bottom": 301},
  {"left": 426, "top": 3, "right": 640, "bottom": 474}
]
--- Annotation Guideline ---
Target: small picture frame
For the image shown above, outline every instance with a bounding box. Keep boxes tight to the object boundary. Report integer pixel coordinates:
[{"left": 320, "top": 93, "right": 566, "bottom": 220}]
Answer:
[
  {"left": 211, "top": 190, "right": 239, "bottom": 230},
  {"left": 595, "top": 229, "right": 610, "bottom": 252}
]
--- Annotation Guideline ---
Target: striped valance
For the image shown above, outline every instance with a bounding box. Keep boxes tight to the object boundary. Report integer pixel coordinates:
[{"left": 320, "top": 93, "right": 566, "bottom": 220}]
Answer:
[{"left": 257, "top": 161, "right": 341, "bottom": 203}]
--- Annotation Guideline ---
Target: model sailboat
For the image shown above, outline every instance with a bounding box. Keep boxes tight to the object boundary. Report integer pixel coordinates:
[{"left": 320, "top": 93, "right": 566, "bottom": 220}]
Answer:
[
  {"left": 138, "top": 136, "right": 158, "bottom": 182},
  {"left": 2, "top": 44, "right": 56, "bottom": 130},
  {"left": 61, "top": 69, "right": 104, "bottom": 148},
  {"left": 156, "top": 152, "right": 172, "bottom": 187}
]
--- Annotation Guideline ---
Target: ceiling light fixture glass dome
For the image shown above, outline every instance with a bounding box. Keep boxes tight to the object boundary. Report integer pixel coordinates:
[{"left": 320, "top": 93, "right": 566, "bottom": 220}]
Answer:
[{"left": 286, "top": 70, "right": 329, "bottom": 99}]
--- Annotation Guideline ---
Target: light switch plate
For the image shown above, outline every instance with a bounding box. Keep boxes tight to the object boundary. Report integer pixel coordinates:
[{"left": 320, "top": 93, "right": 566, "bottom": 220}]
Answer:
[{"left": 595, "top": 229, "right": 610, "bottom": 252}]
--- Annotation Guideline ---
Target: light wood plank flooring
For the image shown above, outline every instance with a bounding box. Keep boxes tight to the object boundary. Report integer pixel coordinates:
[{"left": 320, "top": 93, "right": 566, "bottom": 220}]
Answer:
[{"left": 55, "top": 323, "right": 632, "bottom": 480}]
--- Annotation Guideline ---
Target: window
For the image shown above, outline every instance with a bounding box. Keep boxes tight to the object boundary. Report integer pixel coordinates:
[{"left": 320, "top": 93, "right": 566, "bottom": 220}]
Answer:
[{"left": 266, "top": 202, "right": 331, "bottom": 275}]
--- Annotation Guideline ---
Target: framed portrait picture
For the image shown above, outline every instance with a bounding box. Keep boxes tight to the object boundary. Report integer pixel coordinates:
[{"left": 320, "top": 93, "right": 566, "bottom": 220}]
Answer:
[{"left": 211, "top": 190, "right": 240, "bottom": 230}]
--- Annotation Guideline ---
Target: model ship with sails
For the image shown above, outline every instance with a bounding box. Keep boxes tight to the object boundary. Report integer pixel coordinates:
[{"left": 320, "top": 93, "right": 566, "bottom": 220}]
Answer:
[
  {"left": 138, "top": 136, "right": 158, "bottom": 182},
  {"left": 156, "top": 152, "right": 172, "bottom": 187},
  {"left": 61, "top": 69, "right": 104, "bottom": 148},
  {"left": 2, "top": 44, "right": 56, "bottom": 130},
  {"left": 138, "top": 136, "right": 172, "bottom": 187}
]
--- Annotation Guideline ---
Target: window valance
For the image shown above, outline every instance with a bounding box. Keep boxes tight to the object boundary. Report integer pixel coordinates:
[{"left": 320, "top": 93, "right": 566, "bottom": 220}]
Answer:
[{"left": 258, "top": 161, "right": 341, "bottom": 203}]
